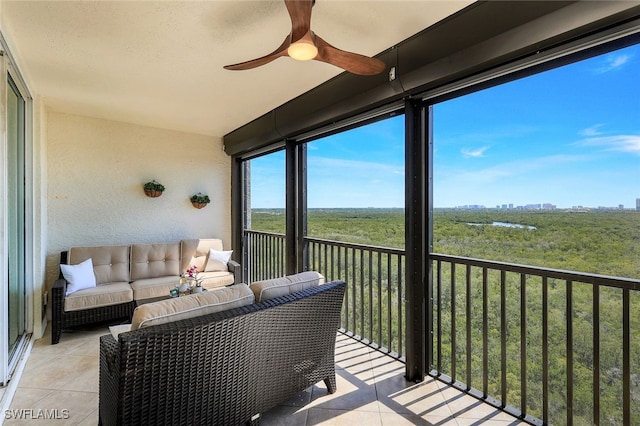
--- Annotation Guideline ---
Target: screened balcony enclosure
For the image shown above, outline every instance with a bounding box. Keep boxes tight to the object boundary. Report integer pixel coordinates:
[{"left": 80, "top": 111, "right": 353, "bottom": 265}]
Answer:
[{"left": 229, "top": 7, "right": 640, "bottom": 425}]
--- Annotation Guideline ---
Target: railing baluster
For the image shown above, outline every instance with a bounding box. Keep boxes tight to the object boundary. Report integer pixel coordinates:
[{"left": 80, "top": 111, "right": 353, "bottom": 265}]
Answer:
[
  {"left": 366, "top": 251, "right": 373, "bottom": 340},
  {"left": 501, "top": 270, "right": 507, "bottom": 407},
  {"left": 466, "top": 264, "right": 472, "bottom": 390},
  {"left": 520, "top": 273, "right": 527, "bottom": 418},
  {"left": 255, "top": 233, "right": 259, "bottom": 281},
  {"left": 398, "top": 254, "right": 403, "bottom": 357},
  {"left": 352, "top": 248, "right": 357, "bottom": 337},
  {"left": 623, "top": 288, "right": 630, "bottom": 426},
  {"left": 387, "top": 253, "right": 392, "bottom": 352},
  {"left": 437, "top": 259, "right": 442, "bottom": 374},
  {"left": 360, "top": 249, "right": 365, "bottom": 339},
  {"left": 593, "top": 283, "right": 599, "bottom": 425},
  {"left": 323, "top": 243, "right": 328, "bottom": 280},
  {"left": 451, "top": 262, "right": 456, "bottom": 381},
  {"left": 378, "top": 251, "right": 382, "bottom": 348},
  {"left": 542, "top": 276, "right": 549, "bottom": 425},
  {"left": 482, "top": 267, "right": 488, "bottom": 397},
  {"left": 279, "top": 236, "right": 284, "bottom": 276},
  {"left": 567, "top": 280, "right": 573, "bottom": 425},
  {"left": 262, "top": 233, "right": 268, "bottom": 280},
  {"left": 343, "top": 246, "right": 349, "bottom": 332}
]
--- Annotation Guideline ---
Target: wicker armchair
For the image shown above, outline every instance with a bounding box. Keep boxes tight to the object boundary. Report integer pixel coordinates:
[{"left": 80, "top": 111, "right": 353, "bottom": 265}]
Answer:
[{"left": 99, "top": 280, "right": 346, "bottom": 426}]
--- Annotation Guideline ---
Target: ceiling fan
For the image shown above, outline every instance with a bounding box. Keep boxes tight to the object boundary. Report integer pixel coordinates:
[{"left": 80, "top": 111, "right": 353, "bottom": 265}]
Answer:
[{"left": 223, "top": 0, "right": 386, "bottom": 76}]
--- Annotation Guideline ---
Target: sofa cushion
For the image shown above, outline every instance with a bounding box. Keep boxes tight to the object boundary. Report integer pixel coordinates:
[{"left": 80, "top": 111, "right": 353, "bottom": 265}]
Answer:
[
  {"left": 64, "top": 282, "right": 133, "bottom": 312},
  {"left": 204, "top": 249, "right": 233, "bottom": 272},
  {"left": 130, "top": 242, "right": 180, "bottom": 280},
  {"left": 250, "top": 271, "right": 325, "bottom": 302},
  {"left": 130, "top": 276, "right": 182, "bottom": 301},
  {"left": 130, "top": 283, "right": 254, "bottom": 330},
  {"left": 68, "top": 245, "right": 130, "bottom": 284},
  {"left": 181, "top": 238, "right": 224, "bottom": 272},
  {"left": 61, "top": 258, "right": 97, "bottom": 295},
  {"left": 199, "top": 271, "right": 235, "bottom": 290}
]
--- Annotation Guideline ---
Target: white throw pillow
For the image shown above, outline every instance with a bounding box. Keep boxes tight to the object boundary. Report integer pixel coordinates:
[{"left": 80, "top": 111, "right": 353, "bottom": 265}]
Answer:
[
  {"left": 61, "top": 258, "right": 97, "bottom": 295},
  {"left": 204, "top": 249, "right": 233, "bottom": 272}
]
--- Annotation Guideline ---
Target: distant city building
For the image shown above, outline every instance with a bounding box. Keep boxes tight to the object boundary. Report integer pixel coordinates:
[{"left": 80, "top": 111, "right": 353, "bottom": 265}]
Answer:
[
  {"left": 637, "top": 198, "right": 640, "bottom": 211},
  {"left": 453, "top": 201, "right": 630, "bottom": 210}
]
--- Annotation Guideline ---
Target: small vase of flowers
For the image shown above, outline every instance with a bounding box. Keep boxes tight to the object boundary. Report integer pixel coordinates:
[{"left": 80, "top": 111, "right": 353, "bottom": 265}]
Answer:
[{"left": 186, "top": 265, "right": 203, "bottom": 292}]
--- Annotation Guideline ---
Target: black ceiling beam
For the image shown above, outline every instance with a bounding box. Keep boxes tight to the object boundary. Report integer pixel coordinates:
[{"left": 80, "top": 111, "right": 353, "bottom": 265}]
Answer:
[{"left": 224, "top": 1, "right": 640, "bottom": 157}]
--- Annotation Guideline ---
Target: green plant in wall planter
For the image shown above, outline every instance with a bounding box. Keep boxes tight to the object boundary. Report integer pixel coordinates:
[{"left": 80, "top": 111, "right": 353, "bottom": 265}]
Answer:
[
  {"left": 143, "top": 180, "right": 165, "bottom": 198},
  {"left": 190, "top": 192, "right": 210, "bottom": 209}
]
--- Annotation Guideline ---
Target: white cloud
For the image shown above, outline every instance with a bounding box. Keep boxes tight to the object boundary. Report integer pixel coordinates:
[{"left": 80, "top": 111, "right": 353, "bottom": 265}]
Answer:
[
  {"left": 595, "top": 53, "right": 631, "bottom": 73},
  {"left": 309, "top": 156, "right": 403, "bottom": 177},
  {"left": 579, "top": 124, "right": 605, "bottom": 137},
  {"left": 577, "top": 134, "right": 640, "bottom": 155},
  {"left": 461, "top": 146, "right": 489, "bottom": 158},
  {"left": 442, "top": 154, "right": 592, "bottom": 184}
]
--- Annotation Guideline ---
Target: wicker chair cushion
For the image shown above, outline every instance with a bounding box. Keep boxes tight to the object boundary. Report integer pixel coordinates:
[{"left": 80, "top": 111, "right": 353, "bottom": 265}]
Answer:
[
  {"left": 198, "top": 271, "right": 235, "bottom": 289},
  {"left": 130, "top": 243, "right": 180, "bottom": 280},
  {"left": 130, "top": 283, "right": 254, "bottom": 330},
  {"left": 64, "top": 282, "right": 133, "bottom": 312},
  {"left": 108, "top": 324, "right": 132, "bottom": 340},
  {"left": 180, "top": 238, "right": 224, "bottom": 272},
  {"left": 250, "top": 271, "right": 325, "bottom": 302},
  {"left": 130, "top": 276, "right": 182, "bottom": 301},
  {"left": 68, "top": 245, "right": 130, "bottom": 284}
]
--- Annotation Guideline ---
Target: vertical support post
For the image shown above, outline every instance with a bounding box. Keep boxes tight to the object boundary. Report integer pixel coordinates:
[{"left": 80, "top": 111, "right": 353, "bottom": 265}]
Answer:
[
  {"left": 285, "top": 142, "right": 298, "bottom": 275},
  {"left": 405, "top": 100, "right": 427, "bottom": 382},
  {"left": 231, "top": 155, "right": 246, "bottom": 283},
  {"left": 297, "top": 143, "right": 308, "bottom": 272}
]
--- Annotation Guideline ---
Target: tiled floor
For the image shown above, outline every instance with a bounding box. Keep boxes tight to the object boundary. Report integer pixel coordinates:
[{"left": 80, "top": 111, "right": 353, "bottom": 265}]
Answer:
[{"left": 3, "top": 325, "right": 526, "bottom": 425}]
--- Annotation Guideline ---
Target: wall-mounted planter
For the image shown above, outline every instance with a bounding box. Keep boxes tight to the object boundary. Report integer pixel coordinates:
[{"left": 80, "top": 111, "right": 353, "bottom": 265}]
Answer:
[
  {"left": 144, "top": 189, "right": 163, "bottom": 197},
  {"left": 190, "top": 192, "right": 210, "bottom": 209},
  {"left": 143, "top": 180, "right": 165, "bottom": 198}
]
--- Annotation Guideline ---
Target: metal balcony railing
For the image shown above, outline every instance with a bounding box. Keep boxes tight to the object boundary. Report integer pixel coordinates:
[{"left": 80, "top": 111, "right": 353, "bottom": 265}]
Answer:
[
  {"left": 430, "top": 253, "right": 640, "bottom": 426},
  {"left": 306, "top": 236, "right": 406, "bottom": 360},
  {"left": 243, "top": 230, "right": 639, "bottom": 425},
  {"left": 244, "top": 230, "right": 286, "bottom": 283}
]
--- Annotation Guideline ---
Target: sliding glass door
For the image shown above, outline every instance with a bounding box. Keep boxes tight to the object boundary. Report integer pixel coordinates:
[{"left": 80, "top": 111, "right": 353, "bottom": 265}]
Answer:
[{"left": 7, "top": 73, "right": 26, "bottom": 366}]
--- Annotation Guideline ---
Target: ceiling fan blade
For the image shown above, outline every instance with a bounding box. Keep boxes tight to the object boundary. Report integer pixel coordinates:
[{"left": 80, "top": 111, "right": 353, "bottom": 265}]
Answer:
[
  {"left": 314, "top": 34, "right": 385, "bottom": 76},
  {"left": 285, "top": 0, "right": 313, "bottom": 43},
  {"left": 223, "top": 35, "right": 291, "bottom": 71}
]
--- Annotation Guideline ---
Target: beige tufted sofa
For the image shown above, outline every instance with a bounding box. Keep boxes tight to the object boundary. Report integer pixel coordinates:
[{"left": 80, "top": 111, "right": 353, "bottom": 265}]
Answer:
[{"left": 51, "top": 238, "right": 240, "bottom": 344}]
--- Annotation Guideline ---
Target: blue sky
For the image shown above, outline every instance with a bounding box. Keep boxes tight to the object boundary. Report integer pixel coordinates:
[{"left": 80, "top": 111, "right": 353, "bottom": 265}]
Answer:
[{"left": 250, "top": 43, "right": 639, "bottom": 209}]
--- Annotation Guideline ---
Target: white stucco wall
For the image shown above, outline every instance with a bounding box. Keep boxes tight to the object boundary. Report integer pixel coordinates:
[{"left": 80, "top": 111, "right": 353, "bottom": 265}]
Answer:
[
  {"left": 32, "top": 97, "right": 46, "bottom": 337},
  {"left": 45, "top": 111, "right": 231, "bottom": 294}
]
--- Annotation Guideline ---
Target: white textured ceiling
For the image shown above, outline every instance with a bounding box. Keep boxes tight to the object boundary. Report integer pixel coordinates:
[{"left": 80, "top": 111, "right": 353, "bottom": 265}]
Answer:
[{"left": 0, "top": 1, "right": 472, "bottom": 138}]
